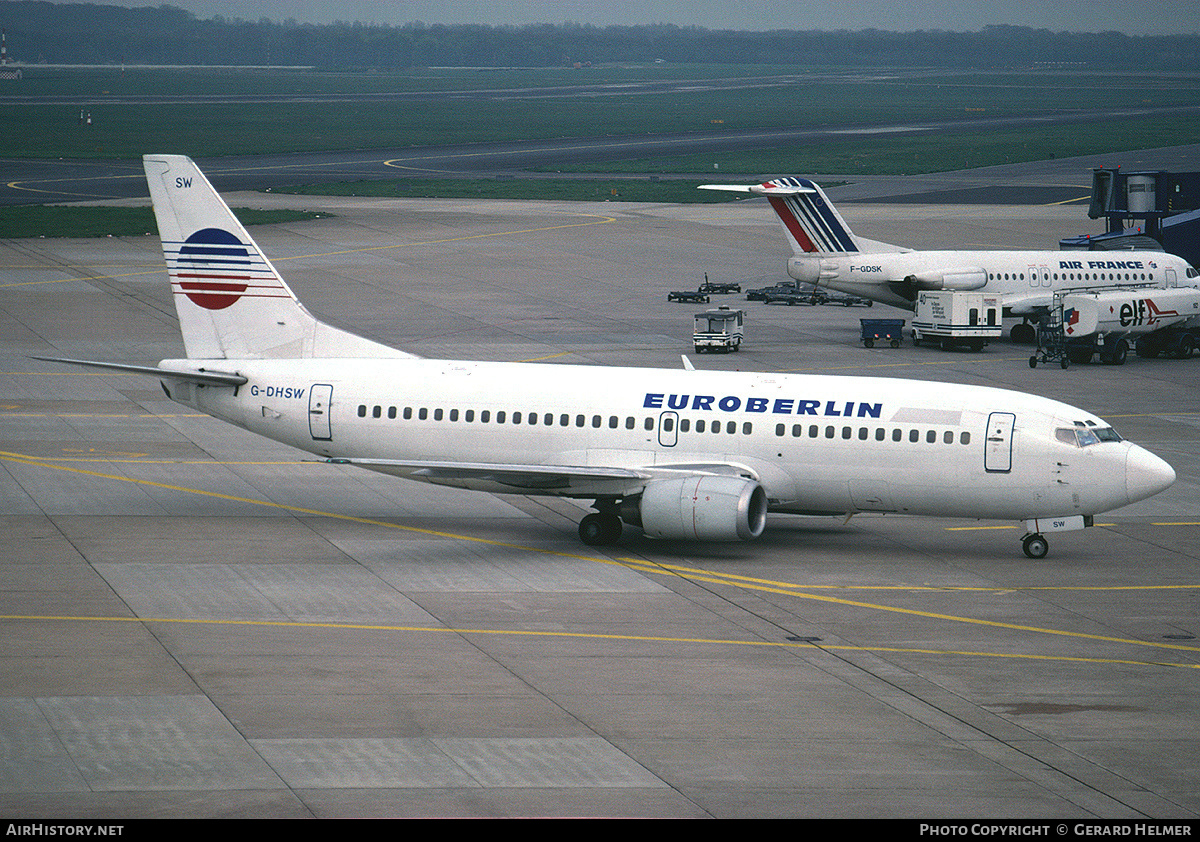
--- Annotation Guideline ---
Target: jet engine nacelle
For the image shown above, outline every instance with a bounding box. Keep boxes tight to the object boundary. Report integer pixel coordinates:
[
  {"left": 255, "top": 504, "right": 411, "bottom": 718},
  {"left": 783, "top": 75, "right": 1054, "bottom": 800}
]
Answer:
[
  {"left": 787, "top": 256, "right": 822, "bottom": 284},
  {"left": 637, "top": 476, "right": 768, "bottom": 541},
  {"left": 905, "top": 268, "right": 987, "bottom": 291}
]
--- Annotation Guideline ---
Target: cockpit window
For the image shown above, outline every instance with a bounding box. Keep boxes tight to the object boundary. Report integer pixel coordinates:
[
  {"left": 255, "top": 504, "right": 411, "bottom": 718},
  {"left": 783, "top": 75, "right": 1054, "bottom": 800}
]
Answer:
[
  {"left": 1186, "top": 266, "right": 1198, "bottom": 279},
  {"left": 1092, "top": 426, "right": 1122, "bottom": 442},
  {"left": 1056, "top": 426, "right": 1122, "bottom": 446}
]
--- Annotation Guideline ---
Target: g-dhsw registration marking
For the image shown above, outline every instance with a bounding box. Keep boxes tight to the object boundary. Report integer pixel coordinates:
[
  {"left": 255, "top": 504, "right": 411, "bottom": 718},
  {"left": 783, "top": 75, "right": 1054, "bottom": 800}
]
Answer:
[{"left": 250, "top": 385, "right": 305, "bottom": 400}]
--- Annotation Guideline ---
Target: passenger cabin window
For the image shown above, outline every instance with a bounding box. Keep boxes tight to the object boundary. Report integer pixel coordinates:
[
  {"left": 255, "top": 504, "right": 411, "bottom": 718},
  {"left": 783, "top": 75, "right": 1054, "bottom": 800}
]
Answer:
[{"left": 348, "top": 398, "right": 980, "bottom": 454}]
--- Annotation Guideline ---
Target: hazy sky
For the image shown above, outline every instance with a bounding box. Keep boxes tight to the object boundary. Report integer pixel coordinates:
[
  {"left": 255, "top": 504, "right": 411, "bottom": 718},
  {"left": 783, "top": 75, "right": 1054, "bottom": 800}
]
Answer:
[{"left": 78, "top": 1, "right": 1200, "bottom": 35}]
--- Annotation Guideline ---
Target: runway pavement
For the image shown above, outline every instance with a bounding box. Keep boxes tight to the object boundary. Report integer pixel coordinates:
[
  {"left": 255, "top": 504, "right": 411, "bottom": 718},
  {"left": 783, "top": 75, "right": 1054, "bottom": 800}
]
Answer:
[{"left": 1, "top": 182, "right": 1198, "bottom": 818}]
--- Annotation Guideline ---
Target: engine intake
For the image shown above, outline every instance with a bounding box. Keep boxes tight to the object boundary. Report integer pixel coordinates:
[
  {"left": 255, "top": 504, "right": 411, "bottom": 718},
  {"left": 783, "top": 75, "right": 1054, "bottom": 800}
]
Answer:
[{"left": 636, "top": 477, "right": 768, "bottom": 541}]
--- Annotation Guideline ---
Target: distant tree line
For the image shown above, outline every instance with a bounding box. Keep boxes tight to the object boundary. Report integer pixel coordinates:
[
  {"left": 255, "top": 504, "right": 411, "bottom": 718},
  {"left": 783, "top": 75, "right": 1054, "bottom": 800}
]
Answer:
[{"left": 3, "top": 1, "right": 1200, "bottom": 69}]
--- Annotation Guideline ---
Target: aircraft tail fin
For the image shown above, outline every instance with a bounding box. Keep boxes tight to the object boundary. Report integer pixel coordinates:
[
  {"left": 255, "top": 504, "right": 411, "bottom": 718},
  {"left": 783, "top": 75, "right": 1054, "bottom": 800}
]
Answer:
[
  {"left": 700, "top": 177, "right": 863, "bottom": 256},
  {"left": 144, "top": 154, "right": 413, "bottom": 361}
]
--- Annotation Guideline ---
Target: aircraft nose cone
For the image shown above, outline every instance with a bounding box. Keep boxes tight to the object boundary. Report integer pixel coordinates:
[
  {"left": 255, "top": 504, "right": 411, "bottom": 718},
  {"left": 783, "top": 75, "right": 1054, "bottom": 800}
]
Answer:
[{"left": 1126, "top": 445, "right": 1176, "bottom": 505}]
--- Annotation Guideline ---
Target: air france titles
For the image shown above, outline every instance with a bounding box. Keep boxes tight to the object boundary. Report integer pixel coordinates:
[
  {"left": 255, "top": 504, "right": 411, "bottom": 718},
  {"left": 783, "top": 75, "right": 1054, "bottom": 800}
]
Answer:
[
  {"left": 643, "top": 392, "right": 883, "bottom": 418},
  {"left": 1058, "top": 259, "right": 1150, "bottom": 271}
]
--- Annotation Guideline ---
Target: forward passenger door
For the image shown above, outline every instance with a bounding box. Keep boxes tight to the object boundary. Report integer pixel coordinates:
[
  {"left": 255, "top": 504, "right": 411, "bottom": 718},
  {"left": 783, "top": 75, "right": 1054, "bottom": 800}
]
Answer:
[{"left": 984, "top": 411, "right": 1015, "bottom": 473}]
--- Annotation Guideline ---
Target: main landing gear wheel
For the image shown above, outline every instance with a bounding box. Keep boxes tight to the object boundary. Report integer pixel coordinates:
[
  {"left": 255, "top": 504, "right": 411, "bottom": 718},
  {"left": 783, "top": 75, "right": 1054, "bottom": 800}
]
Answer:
[
  {"left": 1011, "top": 322, "right": 1036, "bottom": 345},
  {"left": 579, "top": 512, "right": 622, "bottom": 546},
  {"left": 1022, "top": 533, "right": 1049, "bottom": 559}
]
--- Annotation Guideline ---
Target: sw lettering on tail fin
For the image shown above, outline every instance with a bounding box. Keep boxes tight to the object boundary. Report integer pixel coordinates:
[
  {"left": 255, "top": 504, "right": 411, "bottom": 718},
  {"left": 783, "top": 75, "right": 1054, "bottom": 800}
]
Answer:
[{"left": 144, "top": 154, "right": 414, "bottom": 361}]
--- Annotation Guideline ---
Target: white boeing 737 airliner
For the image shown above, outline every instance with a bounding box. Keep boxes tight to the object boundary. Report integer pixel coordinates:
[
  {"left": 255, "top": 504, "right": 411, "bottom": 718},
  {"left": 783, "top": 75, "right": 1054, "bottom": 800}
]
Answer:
[
  {"left": 702, "top": 178, "right": 1200, "bottom": 343},
  {"left": 38, "top": 156, "right": 1176, "bottom": 558}
]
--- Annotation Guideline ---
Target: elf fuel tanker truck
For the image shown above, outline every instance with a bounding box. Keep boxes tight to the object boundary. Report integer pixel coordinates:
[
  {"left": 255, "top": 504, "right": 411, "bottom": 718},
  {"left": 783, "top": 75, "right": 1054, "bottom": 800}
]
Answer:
[{"left": 1055, "top": 285, "right": 1200, "bottom": 364}]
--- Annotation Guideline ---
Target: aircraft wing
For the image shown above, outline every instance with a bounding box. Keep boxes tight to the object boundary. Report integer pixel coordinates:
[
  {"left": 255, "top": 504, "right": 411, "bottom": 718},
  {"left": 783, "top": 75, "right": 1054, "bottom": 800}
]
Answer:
[
  {"left": 331, "top": 458, "right": 650, "bottom": 496},
  {"left": 996, "top": 292, "right": 1052, "bottom": 316},
  {"left": 329, "top": 458, "right": 757, "bottom": 498}
]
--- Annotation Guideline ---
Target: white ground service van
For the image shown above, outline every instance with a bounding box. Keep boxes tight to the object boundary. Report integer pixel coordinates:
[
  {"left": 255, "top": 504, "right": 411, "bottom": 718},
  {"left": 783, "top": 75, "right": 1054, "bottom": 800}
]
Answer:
[
  {"left": 911, "top": 291, "right": 1003, "bottom": 351},
  {"left": 693, "top": 305, "right": 744, "bottom": 353}
]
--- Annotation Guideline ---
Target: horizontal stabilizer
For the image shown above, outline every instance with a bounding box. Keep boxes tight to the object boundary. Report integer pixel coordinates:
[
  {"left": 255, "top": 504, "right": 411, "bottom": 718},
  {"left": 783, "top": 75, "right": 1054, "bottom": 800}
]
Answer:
[
  {"left": 31, "top": 356, "right": 247, "bottom": 386},
  {"left": 699, "top": 183, "right": 818, "bottom": 196}
]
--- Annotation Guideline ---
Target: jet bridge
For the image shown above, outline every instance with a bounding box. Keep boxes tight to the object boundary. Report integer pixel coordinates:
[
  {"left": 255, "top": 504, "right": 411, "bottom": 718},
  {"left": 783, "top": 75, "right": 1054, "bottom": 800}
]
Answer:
[{"left": 1060, "top": 168, "right": 1200, "bottom": 268}]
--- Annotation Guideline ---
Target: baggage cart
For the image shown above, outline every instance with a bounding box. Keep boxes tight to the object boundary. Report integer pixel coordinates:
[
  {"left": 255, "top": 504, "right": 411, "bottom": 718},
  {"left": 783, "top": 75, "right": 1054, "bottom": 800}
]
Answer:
[{"left": 860, "top": 318, "right": 905, "bottom": 348}]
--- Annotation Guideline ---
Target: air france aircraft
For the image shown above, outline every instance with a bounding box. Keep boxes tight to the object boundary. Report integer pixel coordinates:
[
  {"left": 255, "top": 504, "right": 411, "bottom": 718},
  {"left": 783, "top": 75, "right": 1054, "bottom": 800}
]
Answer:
[
  {"left": 37, "top": 156, "right": 1177, "bottom": 558},
  {"left": 701, "top": 178, "right": 1200, "bottom": 342}
]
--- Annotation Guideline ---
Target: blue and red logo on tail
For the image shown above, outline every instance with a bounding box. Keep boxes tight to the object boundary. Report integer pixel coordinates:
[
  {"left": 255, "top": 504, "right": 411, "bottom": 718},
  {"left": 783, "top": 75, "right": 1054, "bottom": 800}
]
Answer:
[{"left": 166, "top": 227, "right": 287, "bottom": 311}]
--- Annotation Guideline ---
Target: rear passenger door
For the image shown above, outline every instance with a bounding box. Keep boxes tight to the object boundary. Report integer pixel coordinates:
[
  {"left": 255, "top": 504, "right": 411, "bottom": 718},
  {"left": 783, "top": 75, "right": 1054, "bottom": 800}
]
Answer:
[{"left": 309, "top": 383, "right": 333, "bottom": 441}]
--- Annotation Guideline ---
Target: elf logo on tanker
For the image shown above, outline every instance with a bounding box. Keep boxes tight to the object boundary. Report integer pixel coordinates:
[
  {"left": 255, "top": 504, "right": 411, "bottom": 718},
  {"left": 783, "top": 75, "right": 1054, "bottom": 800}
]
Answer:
[
  {"left": 168, "top": 227, "right": 281, "bottom": 311},
  {"left": 1119, "top": 298, "right": 1180, "bottom": 328}
]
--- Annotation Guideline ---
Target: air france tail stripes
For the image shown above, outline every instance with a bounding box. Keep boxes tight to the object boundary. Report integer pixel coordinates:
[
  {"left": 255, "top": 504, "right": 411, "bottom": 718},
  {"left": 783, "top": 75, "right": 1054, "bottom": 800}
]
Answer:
[
  {"left": 763, "top": 179, "right": 858, "bottom": 255},
  {"left": 767, "top": 196, "right": 819, "bottom": 253},
  {"left": 696, "top": 178, "right": 859, "bottom": 256}
]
